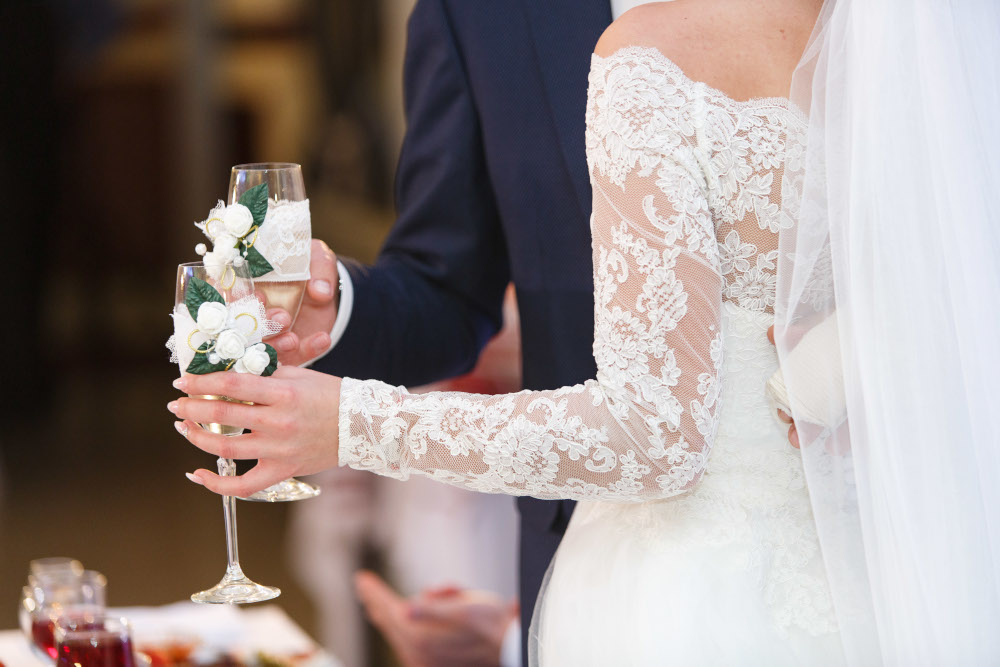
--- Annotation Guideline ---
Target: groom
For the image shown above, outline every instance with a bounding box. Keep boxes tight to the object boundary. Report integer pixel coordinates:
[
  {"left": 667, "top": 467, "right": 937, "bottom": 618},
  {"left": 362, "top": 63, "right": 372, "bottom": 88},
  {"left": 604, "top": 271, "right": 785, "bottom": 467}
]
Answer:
[{"left": 274, "top": 1, "right": 652, "bottom": 663}]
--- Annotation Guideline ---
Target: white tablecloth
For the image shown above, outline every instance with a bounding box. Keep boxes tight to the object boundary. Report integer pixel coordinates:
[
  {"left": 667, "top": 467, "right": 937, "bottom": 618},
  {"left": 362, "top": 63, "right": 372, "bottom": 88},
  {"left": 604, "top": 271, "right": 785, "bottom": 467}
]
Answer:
[{"left": 0, "top": 603, "right": 340, "bottom": 667}]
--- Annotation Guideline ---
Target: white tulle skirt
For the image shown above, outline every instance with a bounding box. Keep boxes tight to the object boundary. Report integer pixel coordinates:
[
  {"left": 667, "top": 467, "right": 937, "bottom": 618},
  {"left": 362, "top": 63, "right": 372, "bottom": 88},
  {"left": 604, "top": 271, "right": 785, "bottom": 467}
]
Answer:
[{"left": 530, "top": 307, "right": 845, "bottom": 666}]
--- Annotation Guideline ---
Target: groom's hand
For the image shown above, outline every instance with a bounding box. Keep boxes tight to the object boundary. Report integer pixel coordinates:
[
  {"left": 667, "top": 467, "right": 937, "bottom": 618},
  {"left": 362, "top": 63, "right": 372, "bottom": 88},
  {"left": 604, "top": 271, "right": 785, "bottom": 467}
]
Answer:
[
  {"left": 266, "top": 239, "right": 339, "bottom": 366},
  {"left": 767, "top": 325, "right": 800, "bottom": 449},
  {"left": 355, "top": 570, "right": 516, "bottom": 667}
]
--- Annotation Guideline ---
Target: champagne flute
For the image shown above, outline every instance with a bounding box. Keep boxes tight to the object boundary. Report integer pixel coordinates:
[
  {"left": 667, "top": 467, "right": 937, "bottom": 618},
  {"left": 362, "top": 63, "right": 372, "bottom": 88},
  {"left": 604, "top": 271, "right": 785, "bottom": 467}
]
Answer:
[
  {"left": 175, "top": 261, "right": 280, "bottom": 604},
  {"left": 227, "top": 163, "right": 320, "bottom": 503},
  {"left": 228, "top": 163, "right": 309, "bottom": 323}
]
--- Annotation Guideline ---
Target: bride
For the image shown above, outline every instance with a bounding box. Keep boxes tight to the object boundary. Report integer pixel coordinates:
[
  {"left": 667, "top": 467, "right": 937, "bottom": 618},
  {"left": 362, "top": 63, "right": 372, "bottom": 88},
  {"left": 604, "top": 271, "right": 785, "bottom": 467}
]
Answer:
[{"left": 169, "top": 0, "right": 1000, "bottom": 663}]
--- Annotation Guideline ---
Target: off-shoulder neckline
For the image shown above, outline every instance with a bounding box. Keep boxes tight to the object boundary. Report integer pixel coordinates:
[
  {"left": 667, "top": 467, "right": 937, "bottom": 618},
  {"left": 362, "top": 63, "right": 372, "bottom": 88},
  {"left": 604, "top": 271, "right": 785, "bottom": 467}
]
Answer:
[{"left": 592, "top": 45, "right": 804, "bottom": 118}]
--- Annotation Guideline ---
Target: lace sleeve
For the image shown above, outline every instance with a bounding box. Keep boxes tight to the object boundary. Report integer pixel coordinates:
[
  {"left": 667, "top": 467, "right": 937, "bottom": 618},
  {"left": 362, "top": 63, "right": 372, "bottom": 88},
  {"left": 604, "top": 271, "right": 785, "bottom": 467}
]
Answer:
[{"left": 337, "top": 56, "right": 724, "bottom": 502}]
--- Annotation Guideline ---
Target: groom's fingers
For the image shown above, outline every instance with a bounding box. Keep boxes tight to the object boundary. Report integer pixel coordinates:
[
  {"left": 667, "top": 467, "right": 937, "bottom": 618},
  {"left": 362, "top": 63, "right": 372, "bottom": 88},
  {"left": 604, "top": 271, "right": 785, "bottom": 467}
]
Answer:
[
  {"left": 302, "top": 331, "right": 333, "bottom": 359},
  {"left": 265, "top": 307, "right": 292, "bottom": 332},
  {"left": 306, "top": 240, "right": 338, "bottom": 305},
  {"left": 267, "top": 331, "right": 300, "bottom": 353}
]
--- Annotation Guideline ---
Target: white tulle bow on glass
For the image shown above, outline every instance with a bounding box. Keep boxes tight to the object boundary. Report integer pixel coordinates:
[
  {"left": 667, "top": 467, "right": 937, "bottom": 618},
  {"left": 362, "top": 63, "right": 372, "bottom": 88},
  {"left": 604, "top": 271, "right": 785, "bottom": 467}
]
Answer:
[{"left": 167, "top": 295, "right": 282, "bottom": 374}]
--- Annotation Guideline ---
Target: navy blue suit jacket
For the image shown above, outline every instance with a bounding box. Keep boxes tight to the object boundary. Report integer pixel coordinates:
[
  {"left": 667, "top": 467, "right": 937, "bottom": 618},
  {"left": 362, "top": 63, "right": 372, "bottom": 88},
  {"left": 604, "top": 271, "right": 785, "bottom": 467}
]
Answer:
[{"left": 313, "top": 1, "right": 612, "bottom": 659}]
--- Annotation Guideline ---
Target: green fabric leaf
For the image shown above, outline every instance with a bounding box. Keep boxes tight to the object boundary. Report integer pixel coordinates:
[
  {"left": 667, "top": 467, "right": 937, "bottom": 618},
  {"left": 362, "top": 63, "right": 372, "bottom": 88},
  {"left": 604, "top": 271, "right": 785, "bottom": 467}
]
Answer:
[
  {"left": 238, "top": 182, "right": 269, "bottom": 227},
  {"left": 185, "top": 277, "right": 224, "bottom": 320},
  {"left": 186, "top": 342, "right": 229, "bottom": 375},
  {"left": 245, "top": 245, "right": 274, "bottom": 278},
  {"left": 261, "top": 343, "right": 278, "bottom": 377}
]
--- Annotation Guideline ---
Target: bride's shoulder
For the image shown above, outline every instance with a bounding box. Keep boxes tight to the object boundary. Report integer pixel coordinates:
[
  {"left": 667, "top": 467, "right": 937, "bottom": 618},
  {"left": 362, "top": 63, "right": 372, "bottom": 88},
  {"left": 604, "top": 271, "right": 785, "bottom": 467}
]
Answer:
[
  {"left": 594, "top": 0, "right": 723, "bottom": 61},
  {"left": 594, "top": 0, "right": 818, "bottom": 103}
]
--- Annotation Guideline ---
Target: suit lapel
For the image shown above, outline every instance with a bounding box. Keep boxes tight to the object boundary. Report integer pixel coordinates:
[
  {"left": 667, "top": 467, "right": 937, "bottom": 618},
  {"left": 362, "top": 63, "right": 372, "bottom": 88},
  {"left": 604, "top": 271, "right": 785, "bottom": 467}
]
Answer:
[{"left": 520, "top": 0, "right": 612, "bottom": 219}]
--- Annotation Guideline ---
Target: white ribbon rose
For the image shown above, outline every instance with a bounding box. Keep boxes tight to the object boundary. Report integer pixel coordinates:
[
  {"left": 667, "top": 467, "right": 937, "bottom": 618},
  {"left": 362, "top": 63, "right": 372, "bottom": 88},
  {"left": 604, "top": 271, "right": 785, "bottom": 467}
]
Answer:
[
  {"left": 215, "top": 329, "right": 248, "bottom": 360},
  {"left": 196, "top": 302, "right": 228, "bottom": 335},
  {"left": 235, "top": 343, "right": 270, "bottom": 375},
  {"left": 213, "top": 233, "right": 238, "bottom": 251},
  {"left": 202, "top": 242, "right": 239, "bottom": 279},
  {"left": 223, "top": 203, "right": 254, "bottom": 238}
]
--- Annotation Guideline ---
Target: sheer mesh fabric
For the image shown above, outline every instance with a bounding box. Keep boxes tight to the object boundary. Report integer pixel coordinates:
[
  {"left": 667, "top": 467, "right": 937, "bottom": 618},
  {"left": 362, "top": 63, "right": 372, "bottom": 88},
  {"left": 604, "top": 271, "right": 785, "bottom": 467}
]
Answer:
[{"left": 338, "top": 47, "right": 802, "bottom": 502}]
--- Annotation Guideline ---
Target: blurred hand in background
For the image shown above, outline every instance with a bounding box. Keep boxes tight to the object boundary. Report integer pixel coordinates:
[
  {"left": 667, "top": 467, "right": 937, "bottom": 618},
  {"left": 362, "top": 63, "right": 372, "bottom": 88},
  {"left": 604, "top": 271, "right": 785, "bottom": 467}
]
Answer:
[{"left": 355, "top": 570, "right": 518, "bottom": 667}]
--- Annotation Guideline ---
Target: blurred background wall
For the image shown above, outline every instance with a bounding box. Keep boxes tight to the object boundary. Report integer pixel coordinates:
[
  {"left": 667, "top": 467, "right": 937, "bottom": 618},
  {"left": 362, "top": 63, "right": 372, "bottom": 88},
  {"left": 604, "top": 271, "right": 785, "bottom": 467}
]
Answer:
[{"left": 0, "top": 0, "right": 523, "bottom": 663}]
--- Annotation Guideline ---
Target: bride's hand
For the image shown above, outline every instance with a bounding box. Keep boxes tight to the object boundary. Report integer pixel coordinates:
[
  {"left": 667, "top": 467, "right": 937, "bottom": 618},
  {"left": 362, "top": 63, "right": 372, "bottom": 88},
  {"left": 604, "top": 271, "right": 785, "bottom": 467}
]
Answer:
[
  {"left": 767, "top": 325, "right": 799, "bottom": 449},
  {"left": 167, "top": 366, "right": 342, "bottom": 496}
]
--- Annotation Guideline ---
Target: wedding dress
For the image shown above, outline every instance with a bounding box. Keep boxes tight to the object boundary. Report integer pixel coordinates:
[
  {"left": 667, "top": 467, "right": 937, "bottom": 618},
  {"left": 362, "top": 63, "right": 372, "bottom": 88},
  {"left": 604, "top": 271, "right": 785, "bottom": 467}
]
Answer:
[{"left": 338, "top": 46, "right": 842, "bottom": 664}]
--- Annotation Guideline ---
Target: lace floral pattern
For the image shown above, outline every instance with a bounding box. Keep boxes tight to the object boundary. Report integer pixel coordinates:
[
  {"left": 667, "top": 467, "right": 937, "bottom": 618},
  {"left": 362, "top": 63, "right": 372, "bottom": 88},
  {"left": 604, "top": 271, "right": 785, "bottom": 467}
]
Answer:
[
  {"left": 340, "top": 44, "right": 836, "bottom": 637},
  {"left": 340, "top": 47, "right": 804, "bottom": 503},
  {"left": 339, "top": 57, "right": 737, "bottom": 500},
  {"left": 255, "top": 199, "right": 311, "bottom": 282}
]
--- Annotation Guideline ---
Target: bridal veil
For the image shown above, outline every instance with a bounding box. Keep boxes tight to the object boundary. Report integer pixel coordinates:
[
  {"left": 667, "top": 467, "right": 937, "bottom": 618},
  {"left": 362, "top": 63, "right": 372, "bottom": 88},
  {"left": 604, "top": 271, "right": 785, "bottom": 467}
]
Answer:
[{"left": 776, "top": 0, "right": 1000, "bottom": 663}]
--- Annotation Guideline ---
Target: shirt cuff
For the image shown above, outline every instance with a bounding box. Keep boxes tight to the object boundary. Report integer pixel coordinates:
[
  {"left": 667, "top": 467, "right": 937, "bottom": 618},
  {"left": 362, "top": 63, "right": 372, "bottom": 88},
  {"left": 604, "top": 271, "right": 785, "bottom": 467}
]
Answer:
[
  {"left": 301, "top": 260, "right": 355, "bottom": 367},
  {"left": 500, "top": 619, "right": 521, "bottom": 667}
]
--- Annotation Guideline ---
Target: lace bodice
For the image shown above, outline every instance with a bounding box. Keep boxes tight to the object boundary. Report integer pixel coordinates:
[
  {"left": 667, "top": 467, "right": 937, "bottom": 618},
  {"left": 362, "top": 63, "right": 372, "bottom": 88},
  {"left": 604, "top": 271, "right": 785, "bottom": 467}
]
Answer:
[{"left": 338, "top": 46, "right": 805, "bottom": 502}]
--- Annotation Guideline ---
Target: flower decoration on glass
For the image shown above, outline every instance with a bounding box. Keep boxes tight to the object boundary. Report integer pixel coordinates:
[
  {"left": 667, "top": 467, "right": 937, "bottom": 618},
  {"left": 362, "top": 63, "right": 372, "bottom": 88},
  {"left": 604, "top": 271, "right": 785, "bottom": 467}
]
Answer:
[
  {"left": 195, "top": 183, "right": 274, "bottom": 279},
  {"left": 167, "top": 276, "right": 281, "bottom": 376}
]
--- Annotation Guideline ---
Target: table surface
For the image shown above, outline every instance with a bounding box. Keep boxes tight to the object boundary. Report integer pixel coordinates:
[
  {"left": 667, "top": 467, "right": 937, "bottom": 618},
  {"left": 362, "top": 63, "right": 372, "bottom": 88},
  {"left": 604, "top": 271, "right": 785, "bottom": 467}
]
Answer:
[{"left": 0, "top": 602, "right": 340, "bottom": 667}]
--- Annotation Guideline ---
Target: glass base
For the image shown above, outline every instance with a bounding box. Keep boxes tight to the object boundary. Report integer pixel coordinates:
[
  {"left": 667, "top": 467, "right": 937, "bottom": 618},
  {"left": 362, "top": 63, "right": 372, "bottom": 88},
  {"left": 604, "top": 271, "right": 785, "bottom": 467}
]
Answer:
[
  {"left": 190, "top": 566, "right": 280, "bottom": 605},
  {"left": 239, "top": 477, "right": 321, "bottom": 503}
]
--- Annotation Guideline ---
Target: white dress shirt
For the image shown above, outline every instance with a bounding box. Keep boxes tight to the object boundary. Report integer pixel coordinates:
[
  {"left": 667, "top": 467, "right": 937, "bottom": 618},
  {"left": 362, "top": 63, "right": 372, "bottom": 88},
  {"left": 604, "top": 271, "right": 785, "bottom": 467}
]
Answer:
[{"left": 611, "top": 0, "right": 662, "bottom": 20}]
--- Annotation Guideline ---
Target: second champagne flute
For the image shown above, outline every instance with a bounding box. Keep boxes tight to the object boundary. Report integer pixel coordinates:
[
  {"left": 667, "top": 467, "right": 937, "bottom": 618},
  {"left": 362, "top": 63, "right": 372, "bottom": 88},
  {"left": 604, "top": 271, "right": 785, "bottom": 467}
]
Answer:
[{"left": 174, "top": 260, "right": 279, "bottom": 604}]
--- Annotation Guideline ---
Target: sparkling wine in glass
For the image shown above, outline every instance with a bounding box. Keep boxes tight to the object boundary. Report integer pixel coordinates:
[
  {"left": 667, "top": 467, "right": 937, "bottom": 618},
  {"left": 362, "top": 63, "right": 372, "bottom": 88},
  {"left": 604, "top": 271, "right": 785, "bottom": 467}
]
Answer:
[
  {"left": 175, "top": 261, "right": 280, "bottom": 604},
  {"left": 227, "top": 162, "right": 320, "bottom": 503},
  {"left": 228, "top": 162, "right": 309, "bottom": 324}
]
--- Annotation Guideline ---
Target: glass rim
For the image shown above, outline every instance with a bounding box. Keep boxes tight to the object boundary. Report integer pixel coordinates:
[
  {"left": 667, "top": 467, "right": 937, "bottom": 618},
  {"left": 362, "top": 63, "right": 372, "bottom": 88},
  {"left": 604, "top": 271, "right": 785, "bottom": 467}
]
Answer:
[
  {"left": 177, "top": 260, "right": 244, "bottom": 269},
  {"left": 54, "top": 613, "right": 130, "bottom": 641},
  {"left": 29, "top": 558, "right": 84, "bottom": 575},
  {"left": 231, "top": 162, "right": 301, "bottom": 172},
  {"left": 29, "top": 568, "right": 107, "bottom": 588}
]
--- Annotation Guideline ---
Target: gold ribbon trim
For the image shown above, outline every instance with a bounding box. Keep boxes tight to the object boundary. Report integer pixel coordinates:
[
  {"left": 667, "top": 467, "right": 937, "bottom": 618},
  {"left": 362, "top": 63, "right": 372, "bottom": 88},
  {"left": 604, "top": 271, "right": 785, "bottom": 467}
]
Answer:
[
  {"left": 235, "top": 312, "right": 258, "bottom": 334},
  {"left": 220, "top": 266, "right": 237, "bottom": 290},
  {"left": 204, "top": 217, "right": 225, "bottom": 240},
  {"left": 244, "top": 225, "right": 260, "bottom": 250},
  {"left": 187, "top": 329, "right": 216, "bottom": 354}
]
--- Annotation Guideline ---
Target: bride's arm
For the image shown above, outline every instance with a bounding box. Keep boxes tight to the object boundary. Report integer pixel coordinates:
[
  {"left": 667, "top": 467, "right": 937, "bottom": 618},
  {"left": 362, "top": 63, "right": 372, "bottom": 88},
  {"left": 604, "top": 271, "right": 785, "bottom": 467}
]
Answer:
[
  {"left": 173, "top": 64, "right": 724, "bottom": 503},
  {"left": 334, "top": 72, "right": 724, "bottom": 501},
  {"left": 337, "top": 172, "right": 721, "bottom": 503}
]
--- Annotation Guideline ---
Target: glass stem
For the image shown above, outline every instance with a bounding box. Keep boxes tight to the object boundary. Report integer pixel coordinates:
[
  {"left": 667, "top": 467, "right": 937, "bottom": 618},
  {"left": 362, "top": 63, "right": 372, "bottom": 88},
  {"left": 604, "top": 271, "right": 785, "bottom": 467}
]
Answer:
[{"left": 216, "top": 456, "right": 242, "bottom": 577}]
